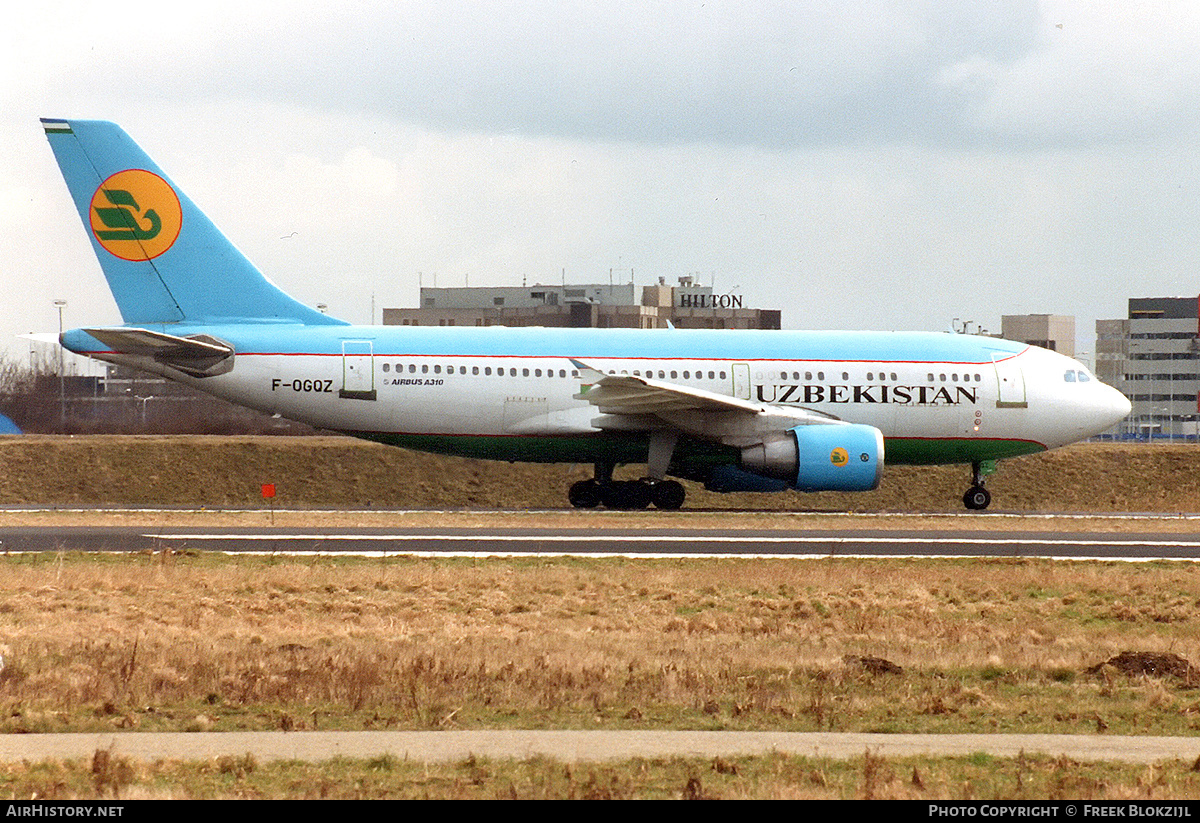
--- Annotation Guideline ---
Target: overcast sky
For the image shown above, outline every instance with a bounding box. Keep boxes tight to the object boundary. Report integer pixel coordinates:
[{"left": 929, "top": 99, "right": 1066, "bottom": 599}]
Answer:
[{"left": 5, "top": 0, "right": 1200, "bottom": 371}]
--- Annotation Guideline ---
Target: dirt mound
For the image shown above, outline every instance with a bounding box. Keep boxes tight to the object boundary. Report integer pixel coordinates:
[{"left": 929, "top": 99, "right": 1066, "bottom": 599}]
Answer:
[
  {"left": 1086, "top": 651, "right": 1198, "bottom": 681},
  {"left": 843, "top": 655, "right": 903, "bottom": 675}
]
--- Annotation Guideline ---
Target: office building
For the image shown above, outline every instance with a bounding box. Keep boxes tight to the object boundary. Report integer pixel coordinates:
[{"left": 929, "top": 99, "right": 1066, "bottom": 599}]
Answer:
[
  {"left": 382, "top": 277, "right": 781, "bottom": 330},
  {"left": 1096, "top": 297, "right": 1200, "bottom": 438}
]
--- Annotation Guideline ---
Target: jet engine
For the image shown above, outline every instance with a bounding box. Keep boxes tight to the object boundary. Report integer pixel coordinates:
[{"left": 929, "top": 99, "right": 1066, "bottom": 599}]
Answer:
[{"left": 739, "top": 423, "right": 884, "bottom": 492}]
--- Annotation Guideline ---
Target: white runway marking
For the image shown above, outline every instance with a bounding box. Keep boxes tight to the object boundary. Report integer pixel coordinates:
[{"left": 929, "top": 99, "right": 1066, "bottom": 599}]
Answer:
[{"left": 136, "top": 532, "right": 1200, "bottom": 561}]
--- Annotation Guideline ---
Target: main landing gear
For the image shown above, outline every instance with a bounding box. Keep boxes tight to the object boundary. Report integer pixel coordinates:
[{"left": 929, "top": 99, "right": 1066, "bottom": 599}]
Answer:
[
  {"left": 568, "top": 476, "right": 686, "bottom": 510},
  {"left": 962, "top": 460, "right": 994, "bottom": 511},
  {"left": 569, "top": 433, "right": 687, "bottom": 510}
]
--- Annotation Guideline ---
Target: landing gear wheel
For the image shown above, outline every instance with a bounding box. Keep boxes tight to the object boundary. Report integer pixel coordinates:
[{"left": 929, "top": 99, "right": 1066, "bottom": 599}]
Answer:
[
  {"left": 963, "top": 485, "right": 991, "bottom": 511},
  {"left": 568, "top": 479, "right": 603, "bottom": 509},
  {"left": 649, "top": 479, "right": 686, "bottom": 510},
  {"left": 602, "top": 480, "right": 652, "bottom": 510}
]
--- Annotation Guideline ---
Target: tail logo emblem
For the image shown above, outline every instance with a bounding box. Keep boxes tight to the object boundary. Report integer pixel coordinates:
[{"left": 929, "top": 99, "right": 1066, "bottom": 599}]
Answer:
[{"left": 89, "top": 169, "right": 182, "bottom": 261}]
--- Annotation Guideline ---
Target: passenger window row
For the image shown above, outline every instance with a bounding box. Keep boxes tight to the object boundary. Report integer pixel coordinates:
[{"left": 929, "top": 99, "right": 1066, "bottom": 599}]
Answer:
[
  {"left": 380, "top": 363, "right": 581, "bottom": 378},
  {"left": 927, "top": 372, "right": 984, "bottom": 383},
  {"left": 614, "top": 369, "right": 727, "bottom": 380}
]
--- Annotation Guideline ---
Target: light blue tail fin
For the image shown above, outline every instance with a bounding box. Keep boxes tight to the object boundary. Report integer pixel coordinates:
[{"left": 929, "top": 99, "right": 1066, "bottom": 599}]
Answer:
[{"left": 41, "top": 118, "right": 345, "bottom": 326}]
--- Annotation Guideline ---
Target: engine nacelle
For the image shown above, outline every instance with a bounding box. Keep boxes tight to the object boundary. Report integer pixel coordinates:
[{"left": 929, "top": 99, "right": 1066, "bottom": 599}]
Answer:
[{"left": 739, "top": 423, "right": 884, "bottom": 492}]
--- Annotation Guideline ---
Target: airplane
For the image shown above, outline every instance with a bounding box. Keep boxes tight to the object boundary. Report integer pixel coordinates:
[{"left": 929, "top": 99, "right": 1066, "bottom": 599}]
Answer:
[{"left": 40, "top": 118, "right": 1131, "bottom": 511}]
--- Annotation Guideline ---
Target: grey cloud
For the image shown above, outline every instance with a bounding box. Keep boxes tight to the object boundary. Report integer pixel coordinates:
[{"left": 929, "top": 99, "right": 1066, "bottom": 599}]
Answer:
[{"left": 104, "top": 1, "right": 1056, "bottom": 149}]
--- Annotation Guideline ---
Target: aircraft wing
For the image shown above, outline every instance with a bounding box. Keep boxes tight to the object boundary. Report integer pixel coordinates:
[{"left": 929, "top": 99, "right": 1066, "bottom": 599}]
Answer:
[
  {"left": 83, "top": 327, "right": 234, "bottom": 378},
  {"left": 570, "top": 359, "right": 839, "bottom": 445}
]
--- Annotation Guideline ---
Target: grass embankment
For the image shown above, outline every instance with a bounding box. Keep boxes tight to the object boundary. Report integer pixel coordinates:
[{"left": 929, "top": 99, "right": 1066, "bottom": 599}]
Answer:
[{"left": 0, "top": 435, "right": 1197, "bottom": 511}]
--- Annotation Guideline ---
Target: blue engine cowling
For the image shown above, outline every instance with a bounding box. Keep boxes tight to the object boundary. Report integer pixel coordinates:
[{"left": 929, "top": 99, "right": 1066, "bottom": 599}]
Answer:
[{"left": 738, "top": 423, "right": 884, "bottom": 492}]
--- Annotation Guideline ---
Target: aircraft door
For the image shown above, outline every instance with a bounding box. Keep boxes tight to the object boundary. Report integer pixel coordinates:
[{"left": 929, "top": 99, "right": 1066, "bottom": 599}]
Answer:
[
  {"left": 732, "top": 363, "right": 751, "bottom": 400},
  {"left": 340, "top": 340, "right": 377, "bottom": 401},
  {"left": 992, "top": 354, "right": 1027, "bottom": 408}
]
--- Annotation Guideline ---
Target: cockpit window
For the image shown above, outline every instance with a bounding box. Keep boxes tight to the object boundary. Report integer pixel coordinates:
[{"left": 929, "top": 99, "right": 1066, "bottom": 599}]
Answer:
[
  {"left": 1063, "top": 369, "right": 1092, "bottom": 383},
  {"left": 1077, "top": 370, "right": 1091, "bottom": 382},
  {"left": 1064, "top": 370, "right": 1076, "bottom": 383}
]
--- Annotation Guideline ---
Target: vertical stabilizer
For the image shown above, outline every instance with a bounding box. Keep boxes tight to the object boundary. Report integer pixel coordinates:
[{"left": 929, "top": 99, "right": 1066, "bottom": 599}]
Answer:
[{"left": 41, "top": 118, "right": 344, "bottom": 326}]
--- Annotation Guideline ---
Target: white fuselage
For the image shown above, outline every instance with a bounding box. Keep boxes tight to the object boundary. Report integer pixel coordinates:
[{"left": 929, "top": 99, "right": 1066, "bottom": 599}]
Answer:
[{"left": 74, "top": 325, "right": 1131, "bottom": 467}]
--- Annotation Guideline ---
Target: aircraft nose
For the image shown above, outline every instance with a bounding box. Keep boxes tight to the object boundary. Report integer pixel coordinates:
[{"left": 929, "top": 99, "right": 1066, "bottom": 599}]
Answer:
[{"left": 1093, "top": 382, "right": 1132, "bottom": 432}]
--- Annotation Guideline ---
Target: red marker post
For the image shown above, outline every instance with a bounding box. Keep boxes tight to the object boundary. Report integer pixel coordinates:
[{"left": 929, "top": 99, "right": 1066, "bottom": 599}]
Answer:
[{"left": 262, "top": 483, "right": 276, "bottom": 526}]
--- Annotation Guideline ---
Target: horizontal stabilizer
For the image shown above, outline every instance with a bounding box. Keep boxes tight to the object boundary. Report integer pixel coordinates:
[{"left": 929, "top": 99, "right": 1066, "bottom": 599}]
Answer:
[{"left": 83, "top": 327, "right": 234, "bottom": 378}]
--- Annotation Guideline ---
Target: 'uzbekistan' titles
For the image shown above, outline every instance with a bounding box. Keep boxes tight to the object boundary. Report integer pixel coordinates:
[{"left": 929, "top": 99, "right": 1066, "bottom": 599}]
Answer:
[{"left": 756, "top": 381, "right": 979, "bottom": 406}]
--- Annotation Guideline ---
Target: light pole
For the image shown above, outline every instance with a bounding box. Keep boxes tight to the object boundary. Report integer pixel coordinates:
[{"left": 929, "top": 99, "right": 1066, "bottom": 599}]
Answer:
[
  {"left": 53, "top": 299, "right": 66, "bottom": 430},
  {"left": 1155, "top": 406, "right": 1171, "bottom": 442},
  {"left": 135, "top": 395, "right": 153, "bottom": 429}
]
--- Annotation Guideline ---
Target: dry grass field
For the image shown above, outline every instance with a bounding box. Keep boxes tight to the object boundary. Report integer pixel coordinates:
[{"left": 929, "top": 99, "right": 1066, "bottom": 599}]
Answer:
[
  {"left": 1, "top": 552, "right": 1200, "bottom": 798},
  {"left": 1, "top": 553, "right": 1198, "bottom": 737},
  {"left": 6, "top": 748, "right": 1200, "bottom": 800}
]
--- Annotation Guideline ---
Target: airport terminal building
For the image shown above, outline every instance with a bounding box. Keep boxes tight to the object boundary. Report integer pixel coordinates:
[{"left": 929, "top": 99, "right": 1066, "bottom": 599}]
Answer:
[{"left": 382, "top": 277, "right": 781, "bottom": 330}]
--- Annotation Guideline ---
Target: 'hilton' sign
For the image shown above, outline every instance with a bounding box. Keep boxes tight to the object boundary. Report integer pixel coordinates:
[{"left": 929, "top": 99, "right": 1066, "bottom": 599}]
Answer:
[{"left": 677, "top": 292, "right": 744, "bottom": 309}]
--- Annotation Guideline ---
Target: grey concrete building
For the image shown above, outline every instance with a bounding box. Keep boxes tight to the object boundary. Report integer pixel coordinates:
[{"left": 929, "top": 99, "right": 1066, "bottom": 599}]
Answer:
[
  {"left": 1097, "top": 297, "right": 1200, "bottom": 438},
  {"left": 1000, "top": 314, "right": 1075, "bottom": 358}
]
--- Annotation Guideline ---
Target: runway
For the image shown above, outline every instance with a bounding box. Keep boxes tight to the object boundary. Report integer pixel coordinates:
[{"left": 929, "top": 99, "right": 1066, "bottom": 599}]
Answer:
[{"left": 3, "top": 523, "right": 1200, "bottom": 559}]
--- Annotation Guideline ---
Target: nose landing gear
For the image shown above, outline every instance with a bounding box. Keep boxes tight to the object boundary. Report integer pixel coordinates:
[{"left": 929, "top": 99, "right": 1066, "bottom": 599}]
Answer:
[
  {"left": 963, "top": 484, "right": 991, "bottom": 510},
  {"left": 963, "top": 460, "right": 995, "bottom": 511}
]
